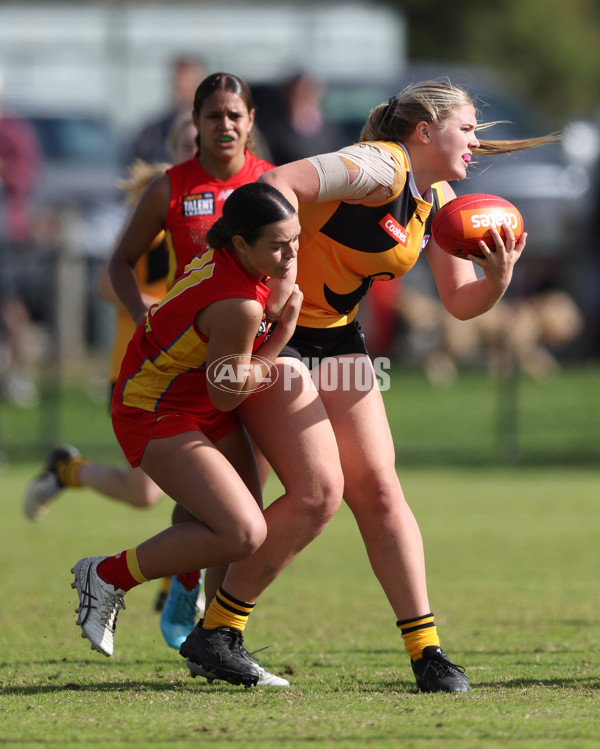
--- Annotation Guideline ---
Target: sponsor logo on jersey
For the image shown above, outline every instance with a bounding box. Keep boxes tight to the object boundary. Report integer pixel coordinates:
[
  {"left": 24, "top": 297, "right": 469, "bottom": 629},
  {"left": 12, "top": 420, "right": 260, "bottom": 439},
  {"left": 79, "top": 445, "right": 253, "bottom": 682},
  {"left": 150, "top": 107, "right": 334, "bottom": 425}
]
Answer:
[
  {"left": 420, "top": 233, "right": 431, "bottom": 251},
  {"left": 182, "top": 192, "right": 215, "bottom": 217},
  {"left": 379, "top": 214, "right": 409, "bottom": 246}
]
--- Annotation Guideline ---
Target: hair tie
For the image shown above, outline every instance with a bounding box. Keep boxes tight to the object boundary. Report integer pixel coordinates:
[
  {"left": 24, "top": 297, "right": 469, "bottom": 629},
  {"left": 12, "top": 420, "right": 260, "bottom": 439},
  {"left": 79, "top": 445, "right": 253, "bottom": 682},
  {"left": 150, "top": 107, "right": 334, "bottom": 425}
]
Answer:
[{"left": 382, "top": 94, "right": 400, "bottom": 120}]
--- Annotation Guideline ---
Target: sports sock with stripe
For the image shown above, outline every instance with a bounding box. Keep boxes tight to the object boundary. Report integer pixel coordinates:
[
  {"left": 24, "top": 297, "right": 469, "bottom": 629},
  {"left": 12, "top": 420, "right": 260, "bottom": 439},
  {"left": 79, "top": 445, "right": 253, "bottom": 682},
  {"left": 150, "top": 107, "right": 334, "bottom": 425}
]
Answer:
[
  {"left": 202, "top": 587, "right": 255, "bottom": 632},
  {"left": 96, "top": 548, "right": 150, "bottom": 592},
  {"left": 397, "top": 612, "right": 440, "bottom": 660},
  {"left": 56, "top": 455, "right": 91, "bottom": 487}
]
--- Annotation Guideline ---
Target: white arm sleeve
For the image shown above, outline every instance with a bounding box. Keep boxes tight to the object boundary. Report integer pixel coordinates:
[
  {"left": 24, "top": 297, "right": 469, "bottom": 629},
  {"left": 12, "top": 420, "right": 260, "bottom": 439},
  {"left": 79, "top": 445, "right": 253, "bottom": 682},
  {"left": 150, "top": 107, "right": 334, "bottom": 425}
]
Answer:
[{"left": 307, "top": 144, "right": 396, "bottom": 202}]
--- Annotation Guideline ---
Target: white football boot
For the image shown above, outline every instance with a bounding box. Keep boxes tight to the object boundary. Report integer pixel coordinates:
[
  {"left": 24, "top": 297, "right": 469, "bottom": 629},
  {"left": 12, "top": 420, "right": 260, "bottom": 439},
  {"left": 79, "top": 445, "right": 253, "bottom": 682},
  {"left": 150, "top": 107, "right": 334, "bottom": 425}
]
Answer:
[
  {"left": 71, "top": 556, "right": 126, "bottom": 657},
  {"left": 186, "top": 657, "right": 289, "bottom": 687}
]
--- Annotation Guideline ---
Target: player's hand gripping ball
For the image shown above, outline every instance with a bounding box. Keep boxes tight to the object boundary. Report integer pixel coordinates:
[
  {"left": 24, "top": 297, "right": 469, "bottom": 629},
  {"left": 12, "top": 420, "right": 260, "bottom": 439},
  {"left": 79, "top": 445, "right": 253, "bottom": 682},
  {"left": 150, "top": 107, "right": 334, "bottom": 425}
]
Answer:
[{"left": 431, "top": 193, "right": 524, "bottom": 260}]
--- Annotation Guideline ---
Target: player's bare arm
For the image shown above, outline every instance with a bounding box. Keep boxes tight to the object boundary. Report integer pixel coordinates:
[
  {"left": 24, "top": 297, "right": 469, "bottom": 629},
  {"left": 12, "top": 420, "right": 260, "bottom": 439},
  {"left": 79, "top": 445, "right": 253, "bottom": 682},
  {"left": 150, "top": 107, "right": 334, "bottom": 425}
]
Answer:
[
  {"left": 199, "top": 290, "right": 301, "bottom": 411},
  {"left": 108, "top": 175, "right": 171, "bottom": 324}
]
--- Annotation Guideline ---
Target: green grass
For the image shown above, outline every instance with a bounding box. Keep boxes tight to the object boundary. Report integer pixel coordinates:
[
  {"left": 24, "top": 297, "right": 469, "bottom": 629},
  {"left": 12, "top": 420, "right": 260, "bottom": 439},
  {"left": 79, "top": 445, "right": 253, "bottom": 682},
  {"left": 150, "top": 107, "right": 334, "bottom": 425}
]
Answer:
[
  {"left": 2, "top": 363, "right": 599, "bottom": 465},
  {"left": 1, "top": 462, "right": 599, "bottom": 748},
  {"left": 382, "top": 364, "right": 600, "bottom": 465}
]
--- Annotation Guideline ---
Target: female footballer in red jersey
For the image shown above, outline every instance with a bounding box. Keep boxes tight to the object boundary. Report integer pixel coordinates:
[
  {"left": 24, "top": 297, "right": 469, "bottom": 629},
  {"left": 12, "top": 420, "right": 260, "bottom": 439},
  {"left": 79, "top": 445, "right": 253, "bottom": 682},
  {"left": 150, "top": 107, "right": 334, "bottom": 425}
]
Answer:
[
  {"left": 108, "top": 72, "right": 275, "bottom": 325},
  {"left": 70, "top": 184, "right": 317, "bottom": 690},
  {"left": 105, "top": 72, "right": 277, "bottom": 646},
  {"left": 109, "top": 70, "right": 276, "bottom": 502},
  {"left": 180, "top": 79, "right": 559, "bottom": 693}
]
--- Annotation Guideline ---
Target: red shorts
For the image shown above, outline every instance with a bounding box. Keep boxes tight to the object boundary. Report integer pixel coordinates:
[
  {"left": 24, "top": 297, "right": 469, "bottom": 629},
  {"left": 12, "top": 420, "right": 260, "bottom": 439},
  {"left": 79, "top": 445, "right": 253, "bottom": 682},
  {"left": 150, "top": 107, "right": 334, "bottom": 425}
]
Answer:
[{"left": 111, "top": 402, "right": 239, "bottom": 468}]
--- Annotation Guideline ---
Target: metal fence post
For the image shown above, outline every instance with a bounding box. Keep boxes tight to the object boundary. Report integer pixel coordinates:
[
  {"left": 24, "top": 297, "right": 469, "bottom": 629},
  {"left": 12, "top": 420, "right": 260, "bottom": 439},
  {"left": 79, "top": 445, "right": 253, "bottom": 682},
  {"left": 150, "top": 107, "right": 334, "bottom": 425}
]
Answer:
[
  {"left": 55, "top": 207, "right": 87, "bottom": 361},
  {"left": 38, "top": 207, "right": 88, "bottom": 451}
]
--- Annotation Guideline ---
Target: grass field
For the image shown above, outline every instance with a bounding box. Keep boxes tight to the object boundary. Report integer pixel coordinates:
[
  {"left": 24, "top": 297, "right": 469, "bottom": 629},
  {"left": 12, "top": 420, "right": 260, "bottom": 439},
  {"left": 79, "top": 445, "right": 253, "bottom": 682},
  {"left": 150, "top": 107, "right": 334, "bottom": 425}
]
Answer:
[
  {"left": 2, "top": 363, "right": 599, "bottom": 466},
  {"left": 1, "top": 461, "right": 599, "bottom": 748}
]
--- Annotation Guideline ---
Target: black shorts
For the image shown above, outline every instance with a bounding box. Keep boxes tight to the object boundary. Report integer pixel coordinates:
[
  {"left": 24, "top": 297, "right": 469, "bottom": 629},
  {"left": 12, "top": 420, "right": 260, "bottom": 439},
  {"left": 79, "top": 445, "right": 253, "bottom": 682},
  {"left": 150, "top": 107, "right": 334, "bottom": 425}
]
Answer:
[{"left": 279, "top": 321, "right": 369, "bottom": 369}]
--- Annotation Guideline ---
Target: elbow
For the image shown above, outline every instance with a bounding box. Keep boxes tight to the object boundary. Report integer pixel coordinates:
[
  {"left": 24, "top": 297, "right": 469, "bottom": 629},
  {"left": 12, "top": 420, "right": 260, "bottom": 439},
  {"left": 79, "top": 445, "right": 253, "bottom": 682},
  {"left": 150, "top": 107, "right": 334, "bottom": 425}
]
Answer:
[
  {"left": 440, "top": 297, "right": 469, "bottom": 321},
  {"left": 440, "top": 291, "right": 499, "bottom": 322},
  {"left": 107, "top": 255, "right": 119, "bottom": 287},
  {"left": 95, "top": 278, "right": 109, "bottom": 302},
  {"left": 95, "top": 268, "right": 114, "bottom": 303},
  {"left": 446, "top": 302, "right": 495, "bottom": 322},
  {"left": 208, "top": 390, "right": 240, "bottom": 413}
]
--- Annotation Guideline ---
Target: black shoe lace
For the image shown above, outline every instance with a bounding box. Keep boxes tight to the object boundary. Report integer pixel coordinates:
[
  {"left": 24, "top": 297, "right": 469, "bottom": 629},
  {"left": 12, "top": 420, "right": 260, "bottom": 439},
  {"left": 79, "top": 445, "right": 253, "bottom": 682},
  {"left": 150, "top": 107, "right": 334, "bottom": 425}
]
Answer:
[
  {"left": 191, "top": 625, "right": 269, "bottom": 673},
  {"left": 230, "top": 630, "right": 260, "bottom": 666},
  {"left": 425, "top": 653, "right": 467, "bottom": 679}
]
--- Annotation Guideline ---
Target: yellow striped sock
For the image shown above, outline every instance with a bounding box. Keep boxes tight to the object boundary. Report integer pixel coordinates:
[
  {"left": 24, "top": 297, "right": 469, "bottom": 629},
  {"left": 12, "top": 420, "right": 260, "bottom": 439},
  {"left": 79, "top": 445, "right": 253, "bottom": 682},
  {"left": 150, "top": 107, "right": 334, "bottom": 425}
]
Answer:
[
  {"left": 125, "top": 547, "right": 150, "bottom": 584},
  {"left": 203, "top": 587, "right": 255, "bottom": 632},
  {"left": 397, "top": 613, "right": 440, "bottom": 661},
  {"left": 56, "top": 456, "right": 91, "bottom": 487}
]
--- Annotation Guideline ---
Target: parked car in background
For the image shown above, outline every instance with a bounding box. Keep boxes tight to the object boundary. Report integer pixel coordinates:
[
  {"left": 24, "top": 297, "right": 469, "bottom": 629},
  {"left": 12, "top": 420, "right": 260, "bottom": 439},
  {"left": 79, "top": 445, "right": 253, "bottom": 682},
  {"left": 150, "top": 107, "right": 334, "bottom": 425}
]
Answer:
[
  {"left": 3, "top": 103, "right": 129, "bottom": 356},
  {"left": 6, "top": 103, "right": 128, "bottom": 257},
  {"left": 24, "top": 108, "right": 124, "bottom": 203}
]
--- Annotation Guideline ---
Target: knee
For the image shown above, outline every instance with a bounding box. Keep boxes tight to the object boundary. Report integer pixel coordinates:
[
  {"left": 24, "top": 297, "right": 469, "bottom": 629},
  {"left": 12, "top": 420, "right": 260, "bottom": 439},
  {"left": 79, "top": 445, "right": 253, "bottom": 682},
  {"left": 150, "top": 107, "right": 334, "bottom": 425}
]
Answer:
[
  {"left": 319, "top": 468, "right": 344, "bottom": 522},
  {"left": 291, "top": 465, "right": 344, "bottom": 529},
  {"left": 128, "top": 491, "right": 163, "bottom": 509},
  {"left": 126, "top": 479, "right": 164, "bottom": 509},
  {"left": 227, "top": 515, "right": 267, "bottom": 561},
  {"left": 348, "top": 468, "right": 403, "bottom": 516}
]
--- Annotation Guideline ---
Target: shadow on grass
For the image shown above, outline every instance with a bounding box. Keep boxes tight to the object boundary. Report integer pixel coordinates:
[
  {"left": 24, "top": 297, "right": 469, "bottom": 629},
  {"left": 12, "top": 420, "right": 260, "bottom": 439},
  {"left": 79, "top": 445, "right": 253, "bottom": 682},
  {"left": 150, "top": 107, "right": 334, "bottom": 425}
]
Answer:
[
  {"left": 0, "top": 678, "right": 243, "bottom": 697},
  {"left": 472, "top": 676, "right": 600, "bottom": 690},
  {"left": 3, "top": 670, "right": 599, "bottom": 697}
]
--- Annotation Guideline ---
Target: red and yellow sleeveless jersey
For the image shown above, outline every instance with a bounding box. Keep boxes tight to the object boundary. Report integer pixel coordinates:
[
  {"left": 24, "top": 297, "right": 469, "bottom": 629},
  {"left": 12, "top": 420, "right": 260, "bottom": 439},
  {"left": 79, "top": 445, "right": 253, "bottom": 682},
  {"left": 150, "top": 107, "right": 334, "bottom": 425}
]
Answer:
[
  {"left": 296, "top": 141, "right": 445, "bottom": 328},
  {"left": 164, "top": 152, "right": 274, "bottom": 288},
  {"left": 112, "top": 247, "right": 269, "bottom": 416}
]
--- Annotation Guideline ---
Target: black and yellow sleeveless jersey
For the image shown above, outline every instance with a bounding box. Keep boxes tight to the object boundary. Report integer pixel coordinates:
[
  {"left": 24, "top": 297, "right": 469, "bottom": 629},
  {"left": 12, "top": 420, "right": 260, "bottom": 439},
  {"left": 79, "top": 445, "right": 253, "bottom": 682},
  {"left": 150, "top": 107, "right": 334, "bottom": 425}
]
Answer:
[{"left": 296, "top": 141, "right": 445, "bottom": 328}]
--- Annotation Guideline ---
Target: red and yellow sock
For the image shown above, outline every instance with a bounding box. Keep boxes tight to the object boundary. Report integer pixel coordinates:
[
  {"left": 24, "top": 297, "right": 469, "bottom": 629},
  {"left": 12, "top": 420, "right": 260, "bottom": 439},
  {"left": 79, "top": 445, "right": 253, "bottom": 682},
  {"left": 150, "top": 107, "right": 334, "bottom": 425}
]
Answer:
[
  {"left": 56, "top": 455, "right": 91, "bottom": 487},
  {"left": 397, "top": 612, "right": 440, "bottom": 661},
  {"left": 203, "top": 587, "right": 255, "bottom": 632},
  {"left": 97, "top": 548, "right": 150, "bottom": 592}
]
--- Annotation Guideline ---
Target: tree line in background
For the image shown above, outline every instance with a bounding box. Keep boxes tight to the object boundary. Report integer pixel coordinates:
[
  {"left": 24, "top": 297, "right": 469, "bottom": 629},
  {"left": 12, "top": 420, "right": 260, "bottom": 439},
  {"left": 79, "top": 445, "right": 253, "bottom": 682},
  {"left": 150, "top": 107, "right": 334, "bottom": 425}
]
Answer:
[{"left": 396, "top": 0, "right": 600, "bottom": 125}]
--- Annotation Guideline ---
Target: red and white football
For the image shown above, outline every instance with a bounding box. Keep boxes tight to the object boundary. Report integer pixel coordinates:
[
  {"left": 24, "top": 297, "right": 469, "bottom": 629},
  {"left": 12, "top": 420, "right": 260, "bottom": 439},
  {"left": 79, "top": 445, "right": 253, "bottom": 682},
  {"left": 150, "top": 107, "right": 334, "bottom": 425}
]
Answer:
[{"left": 431, "top": 193, "right": 524, "bottom": 260}]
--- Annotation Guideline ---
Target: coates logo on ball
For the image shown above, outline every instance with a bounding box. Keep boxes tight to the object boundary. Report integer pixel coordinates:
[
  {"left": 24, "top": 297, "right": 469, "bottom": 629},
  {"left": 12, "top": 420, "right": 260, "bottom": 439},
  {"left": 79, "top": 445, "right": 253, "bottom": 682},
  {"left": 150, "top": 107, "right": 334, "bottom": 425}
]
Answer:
[{"left": 431, "top": 193, "right": 524, "bottom": 260}]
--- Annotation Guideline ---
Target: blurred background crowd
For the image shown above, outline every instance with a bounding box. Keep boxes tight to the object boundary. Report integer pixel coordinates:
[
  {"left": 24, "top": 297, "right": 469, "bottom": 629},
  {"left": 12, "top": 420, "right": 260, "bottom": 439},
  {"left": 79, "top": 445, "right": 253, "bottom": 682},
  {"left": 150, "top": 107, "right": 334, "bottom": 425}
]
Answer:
[{"left": 1, "top": 0, "right": 599, "bottom": 463}]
